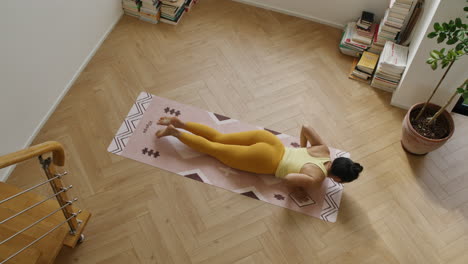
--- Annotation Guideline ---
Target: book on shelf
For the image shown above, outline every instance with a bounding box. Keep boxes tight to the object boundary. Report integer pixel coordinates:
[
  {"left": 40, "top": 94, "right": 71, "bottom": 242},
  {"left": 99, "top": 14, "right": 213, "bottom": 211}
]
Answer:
[
  {"left": 367, "top": 0, "right": 416, "bottom": 46},
  {"left": 400, "top": 0, "right": 423, "bottom": 45},
  {"left": 160, "top": 0, "right": 187, "bottom": 24},
  {"left": 361, "top": 11, "right": 374, "bottom": 23},
  {"left": 139, "top": 0, "right": 161, "bottom": 23},
  {"left": 122, "top": 0, "right": 198, "bottom": 25},
  {"left": 356, "top": 11, "right": 374, "bottom": 29},
  {"left": 141, "top": 0, "right": 159, "bottom": 9},
  {"left": 356, "top": 23, "right": 376, "bottom": 39},
  {"left": 122, "top": 0, "right": 140, "bottom": 17},
  {"left": 357, "top": 51, "right": 379, "bottom": 74},
  {"left": 339, "top": 11, "right": 381, "bottom": 58},
  {"left": 346, "top": 22, "right": 371, "bottom": 49},
  {"left": 348, "top": 58, "right": 371, "bottom": 84},
  {"left": 161, "top": 0, "right": 185, "bottom": 12},
  {"left": 371, "top": 41, "right": 408, "bottom": 92},
  {"left": 339, "top": 29, "right": 362, "bottom": 57},
  {"left": 140, "top": 9, "right": 161, "bottom": 24}
]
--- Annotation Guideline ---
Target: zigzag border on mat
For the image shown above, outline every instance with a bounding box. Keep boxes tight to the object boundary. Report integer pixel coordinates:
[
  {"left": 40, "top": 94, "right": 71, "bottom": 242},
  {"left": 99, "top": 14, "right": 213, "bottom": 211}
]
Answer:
[
  {"left": 108, "top": 92, "right": 154, "bottom": 155},
  {"left": 320, "top": 180, "right": 343, "bottom": 222}
]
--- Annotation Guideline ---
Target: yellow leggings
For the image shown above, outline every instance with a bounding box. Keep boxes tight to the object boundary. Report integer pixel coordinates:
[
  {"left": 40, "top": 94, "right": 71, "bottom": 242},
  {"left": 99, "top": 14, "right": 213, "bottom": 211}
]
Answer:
[{"left": 179, "top": 122, "right": 285, "bottom": 174}]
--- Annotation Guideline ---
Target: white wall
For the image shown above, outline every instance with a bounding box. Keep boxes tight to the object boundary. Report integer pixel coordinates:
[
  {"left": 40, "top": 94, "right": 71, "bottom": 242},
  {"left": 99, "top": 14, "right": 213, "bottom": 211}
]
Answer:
[
  {"left": 0, "top": 1, "right": 123, "bottom": 181},
  {"left": 233, "top": 0, "right": 389, "bottom": 28},
  {"left": 392, "top": 0, "right": 468, "bottom": 109}
]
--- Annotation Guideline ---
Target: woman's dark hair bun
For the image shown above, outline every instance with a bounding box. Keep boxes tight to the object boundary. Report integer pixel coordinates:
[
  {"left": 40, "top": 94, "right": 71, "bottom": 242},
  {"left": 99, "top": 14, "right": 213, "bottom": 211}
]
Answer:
[{"left": 352, "top": 163, "right": 363, "bottom": 173}]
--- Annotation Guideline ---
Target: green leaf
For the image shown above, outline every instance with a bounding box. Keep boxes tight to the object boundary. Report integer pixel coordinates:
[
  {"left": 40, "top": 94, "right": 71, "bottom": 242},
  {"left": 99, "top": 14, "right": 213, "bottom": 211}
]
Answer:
[
  {"left": 464, "top": 6, "right": 468, "bottom": 12},
  {"left": 434, "top": 22, "right": 442, "bottom": 31},
  {"left": 456, "top": 43, "right": 464, "bottom": 51},
  {"left": 428, "top": 32, "right": 438, "bottom": 38},
  {"left": 437, "top": 33, "right": 446, "bottom": 43},
  {"left": 457, "top": 50, "right": 465, "bottom": 55},
  {"left": 431, "top": 61, "right": 437, "bottom": 70},
  {"left": 457, "top": 88, "right": 465, "bottom": 93},
  {"left": 440, "top": 48, "right": 446, "bottom": 54},
  {"left": 446, "top": 52, "right": 453, "bottom": 61},
  {"left": 426, "top": 58, "right": 435, "bottom": 64},
  {"left": 443, "top": 22, "right": 449, "bottom": 30},
  {"left": 430, "top": 51, "right": 440, "bottom": 59},
  {"left": 449, "top": 20, "right": 454, "bottom": 25},
  {"left": 441, "top": 61, "right": 449, "bottom": 68},
  {"left": 455, "top": 18, "right": 462, "bottom": 27},
  {"left": 447, "top": 37, "right": 458, "bottom": 45}
]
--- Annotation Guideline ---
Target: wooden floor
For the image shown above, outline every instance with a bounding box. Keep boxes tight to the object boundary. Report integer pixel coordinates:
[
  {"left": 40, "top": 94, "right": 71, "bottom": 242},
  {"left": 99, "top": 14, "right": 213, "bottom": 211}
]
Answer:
[{"left": 7, "top": 0, "right": 468, "bottom": 263}]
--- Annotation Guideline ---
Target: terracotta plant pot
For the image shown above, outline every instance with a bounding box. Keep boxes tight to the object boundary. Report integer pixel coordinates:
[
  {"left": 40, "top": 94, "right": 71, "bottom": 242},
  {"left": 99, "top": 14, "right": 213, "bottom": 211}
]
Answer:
[{"left": 401, "top": 102, "right": 455, "bottom": 155}]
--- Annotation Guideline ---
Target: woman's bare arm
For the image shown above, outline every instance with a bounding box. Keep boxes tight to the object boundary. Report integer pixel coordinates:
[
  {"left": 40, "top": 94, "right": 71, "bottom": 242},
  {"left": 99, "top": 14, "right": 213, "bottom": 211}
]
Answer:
[
  {"left": 284, "top": 173, "right": 323, "bottom": 189},
  {"left": 300, "top": 125, "right": 326, "bottom": 147}
]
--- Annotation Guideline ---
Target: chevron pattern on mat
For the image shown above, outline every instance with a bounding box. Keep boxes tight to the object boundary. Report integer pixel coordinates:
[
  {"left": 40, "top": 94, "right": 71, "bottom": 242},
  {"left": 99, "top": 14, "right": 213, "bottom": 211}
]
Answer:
[{"left": 108, "top": 92, "right": 154, "bottom": 155}]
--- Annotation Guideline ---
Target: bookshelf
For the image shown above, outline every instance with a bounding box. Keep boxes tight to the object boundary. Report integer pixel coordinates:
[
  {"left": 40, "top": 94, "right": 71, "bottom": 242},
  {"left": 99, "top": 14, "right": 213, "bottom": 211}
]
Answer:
[{"left": 340, "top": 0, "right": 422, "bottom": 92}]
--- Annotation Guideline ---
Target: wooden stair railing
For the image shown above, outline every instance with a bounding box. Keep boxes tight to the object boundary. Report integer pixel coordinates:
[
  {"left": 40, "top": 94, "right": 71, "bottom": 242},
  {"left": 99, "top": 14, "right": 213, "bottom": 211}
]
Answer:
[{"left": 0, "top": 141, "right": 91, "bottom": 264}]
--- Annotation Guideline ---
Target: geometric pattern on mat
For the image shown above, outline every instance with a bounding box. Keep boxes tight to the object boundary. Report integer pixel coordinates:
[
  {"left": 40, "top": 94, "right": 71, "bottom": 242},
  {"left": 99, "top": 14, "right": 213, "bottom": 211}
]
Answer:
[
  {"left": 179, "top": 169, "right": 212, "bottom": 184},
  {"left": 108, "top": 92, "right": 348, "bottom": 222},
  {"left": 108, "top": 92, "right": 154, "bottom": 155}
]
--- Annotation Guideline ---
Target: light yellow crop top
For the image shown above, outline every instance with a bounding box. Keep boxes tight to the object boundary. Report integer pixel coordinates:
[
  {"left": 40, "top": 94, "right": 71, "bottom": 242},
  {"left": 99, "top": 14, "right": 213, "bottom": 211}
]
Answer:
[{"left": 275, "top": 148, "right": 330, "bottom": 178}]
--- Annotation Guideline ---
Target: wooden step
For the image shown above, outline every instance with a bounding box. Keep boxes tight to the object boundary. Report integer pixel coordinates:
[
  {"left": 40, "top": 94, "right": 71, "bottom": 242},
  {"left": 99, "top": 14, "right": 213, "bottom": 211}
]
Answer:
[
  {"left": 0, "top": 182, "right": 68, "bottom": 264},
  {"left": 0, "top": 242, "right": 41, "bottom": 264}
]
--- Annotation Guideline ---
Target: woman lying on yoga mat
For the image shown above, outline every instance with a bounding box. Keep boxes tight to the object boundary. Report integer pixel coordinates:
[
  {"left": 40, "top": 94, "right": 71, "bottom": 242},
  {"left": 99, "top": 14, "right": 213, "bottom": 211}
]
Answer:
[{"left": 156, "top": 117, "right": 362, "bottom": 188}]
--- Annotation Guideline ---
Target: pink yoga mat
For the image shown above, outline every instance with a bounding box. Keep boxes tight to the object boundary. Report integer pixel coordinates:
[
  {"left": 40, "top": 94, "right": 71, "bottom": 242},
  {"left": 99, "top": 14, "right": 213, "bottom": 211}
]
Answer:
[{"left": 108, "top": 92, "right": 349, "bottom": 222}]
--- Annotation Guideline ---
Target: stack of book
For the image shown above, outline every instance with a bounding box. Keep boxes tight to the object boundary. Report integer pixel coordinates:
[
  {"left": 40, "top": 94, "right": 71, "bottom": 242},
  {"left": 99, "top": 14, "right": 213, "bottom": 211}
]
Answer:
[
  {"left": 371, "top": 41, "right": 409, "bottom": 92},
  {"left": 123, "top": 0, "right": 141, "bottom": 18},
  {"left": 140, "top": 0, "right": 161, "bottom": 24},
  {"left": 339, "top": 12, "right": 376, "bottom": 57},
  {"left": 355, "top": 23, "right": 377, "bottom": 45},
  {"left": 160, "top": 0, "right": 187, "bottom": 25},
  {"left": 349, "top": 51, "right": 379, "bottom": 83},
  {"left": 339, "top": 22, "right": 372, "bottom": 57},
  {"left": 355, "top": 11, "right": 375, "bottom": 44},
  {"left": 368, "top": 23, "right": 385, "bottom": 54},
  {"left": 375, "top": 0, "right": 415, "bottom": 45}
]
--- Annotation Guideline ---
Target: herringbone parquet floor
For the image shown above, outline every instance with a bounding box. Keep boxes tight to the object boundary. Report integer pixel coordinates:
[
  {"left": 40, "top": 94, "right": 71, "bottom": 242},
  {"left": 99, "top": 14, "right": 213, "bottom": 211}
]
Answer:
[{"left": 7, "top": 0, "right": 468, "bottom": 263}]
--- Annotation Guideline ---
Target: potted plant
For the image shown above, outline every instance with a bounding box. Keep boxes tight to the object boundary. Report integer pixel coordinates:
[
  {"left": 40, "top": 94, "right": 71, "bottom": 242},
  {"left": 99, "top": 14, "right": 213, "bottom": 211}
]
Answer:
[{"left": 401, "top": 13, "right": 468, "bottom": 155}]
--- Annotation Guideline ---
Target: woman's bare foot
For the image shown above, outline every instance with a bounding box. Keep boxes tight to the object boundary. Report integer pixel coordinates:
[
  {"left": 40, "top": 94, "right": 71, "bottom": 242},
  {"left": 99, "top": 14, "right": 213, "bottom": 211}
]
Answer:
[
  {"left": 156, "top": 125, "right": 180, "bottom": 138},
  {"left": 157, "top": 117, "right": 185, "bottom": 128}
]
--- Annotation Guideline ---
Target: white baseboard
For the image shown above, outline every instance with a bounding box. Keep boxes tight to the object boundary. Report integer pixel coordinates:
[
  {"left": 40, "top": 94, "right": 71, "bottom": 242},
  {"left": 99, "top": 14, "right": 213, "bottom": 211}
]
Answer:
[
  {"left": 0, "top": 13, "right": 123, "bottom": 183},
  {"left": 232, "top": 0, "right": 344, "bottom": 29}
]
